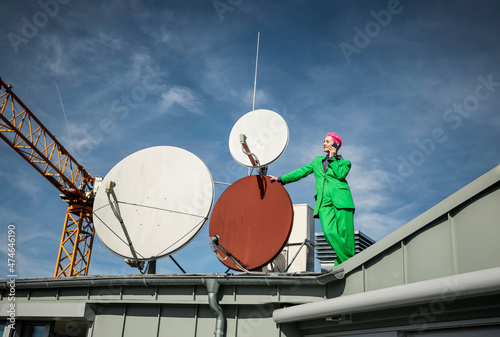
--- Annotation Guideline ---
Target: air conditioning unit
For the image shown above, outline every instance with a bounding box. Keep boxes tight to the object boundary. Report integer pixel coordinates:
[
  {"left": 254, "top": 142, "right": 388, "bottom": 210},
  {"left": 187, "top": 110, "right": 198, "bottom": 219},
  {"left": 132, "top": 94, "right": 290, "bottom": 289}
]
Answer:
[
  {"left": 262, "top": 204, "right": 315, "bottom": 273},
  {"left": 262, "top": 247, "right": 288, "bottom": 273}
]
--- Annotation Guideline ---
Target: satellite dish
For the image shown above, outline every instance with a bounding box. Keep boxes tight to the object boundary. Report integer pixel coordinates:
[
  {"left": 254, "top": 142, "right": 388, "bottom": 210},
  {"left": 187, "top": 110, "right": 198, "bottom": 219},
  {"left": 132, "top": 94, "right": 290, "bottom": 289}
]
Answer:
[
  {"left": 229, "top": 109, "right": 289, "bottom": 168},
  {"left": 93, "top": 146, "right": 214, "bottom": 261},
  {"left": 209, "top": 175, "right": 294, "bottom": 271}
]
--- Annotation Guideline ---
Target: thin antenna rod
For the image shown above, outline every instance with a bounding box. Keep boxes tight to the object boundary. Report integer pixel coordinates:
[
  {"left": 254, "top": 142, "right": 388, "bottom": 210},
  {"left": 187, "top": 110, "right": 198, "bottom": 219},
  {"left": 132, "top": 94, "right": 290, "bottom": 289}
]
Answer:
[{"left": 252, "top": 32, "right": 260, "bottom": 111}]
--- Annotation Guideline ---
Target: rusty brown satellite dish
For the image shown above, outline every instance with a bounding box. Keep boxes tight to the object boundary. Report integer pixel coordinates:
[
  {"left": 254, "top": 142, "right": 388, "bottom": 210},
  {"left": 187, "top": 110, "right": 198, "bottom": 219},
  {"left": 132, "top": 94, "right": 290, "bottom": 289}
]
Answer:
[{"left": 209, "top": 175, "right": 294, "bottom": 271}]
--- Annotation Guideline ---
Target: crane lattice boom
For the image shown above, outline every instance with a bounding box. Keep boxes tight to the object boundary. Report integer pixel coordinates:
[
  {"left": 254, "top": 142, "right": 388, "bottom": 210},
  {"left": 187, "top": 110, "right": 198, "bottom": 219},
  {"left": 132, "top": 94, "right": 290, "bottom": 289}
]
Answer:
[{"left": 0, "top": 77, "right": 96, "bottom": 277}]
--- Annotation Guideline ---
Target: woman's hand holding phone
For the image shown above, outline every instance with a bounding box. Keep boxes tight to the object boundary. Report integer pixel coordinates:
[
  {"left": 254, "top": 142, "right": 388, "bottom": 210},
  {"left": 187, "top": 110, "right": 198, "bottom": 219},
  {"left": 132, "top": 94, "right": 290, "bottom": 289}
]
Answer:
[{"left": 329, "top": 143, "right": 339, "bottom": 157}]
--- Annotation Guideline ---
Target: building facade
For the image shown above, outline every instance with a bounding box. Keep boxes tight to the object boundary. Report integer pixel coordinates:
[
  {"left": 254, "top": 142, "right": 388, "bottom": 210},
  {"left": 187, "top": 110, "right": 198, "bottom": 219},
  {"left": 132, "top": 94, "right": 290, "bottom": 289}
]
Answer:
[{"left": 2, "top": 164, "right": 500, "bottom": 337}]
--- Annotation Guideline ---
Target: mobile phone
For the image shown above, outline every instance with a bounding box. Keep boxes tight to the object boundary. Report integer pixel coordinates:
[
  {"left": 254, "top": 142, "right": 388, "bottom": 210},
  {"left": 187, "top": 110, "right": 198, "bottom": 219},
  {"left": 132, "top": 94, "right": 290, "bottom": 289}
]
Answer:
[{"left": 332, "top": 143, "right": 339, "bottom": 150}]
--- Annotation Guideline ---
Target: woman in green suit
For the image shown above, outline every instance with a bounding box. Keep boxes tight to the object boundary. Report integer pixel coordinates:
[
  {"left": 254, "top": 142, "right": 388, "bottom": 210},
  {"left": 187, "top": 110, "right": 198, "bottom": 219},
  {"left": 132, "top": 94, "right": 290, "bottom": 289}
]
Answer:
[{"left": 269, "top": 132, "right": 355, "bottom": 266}]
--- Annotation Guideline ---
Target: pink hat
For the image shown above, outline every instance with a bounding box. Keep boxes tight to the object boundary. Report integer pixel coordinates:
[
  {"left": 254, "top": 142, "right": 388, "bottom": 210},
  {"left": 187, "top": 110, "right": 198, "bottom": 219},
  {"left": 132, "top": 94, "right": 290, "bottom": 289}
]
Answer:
[{"left": 325, "top": 132, "right": 342, "bottom": 148}]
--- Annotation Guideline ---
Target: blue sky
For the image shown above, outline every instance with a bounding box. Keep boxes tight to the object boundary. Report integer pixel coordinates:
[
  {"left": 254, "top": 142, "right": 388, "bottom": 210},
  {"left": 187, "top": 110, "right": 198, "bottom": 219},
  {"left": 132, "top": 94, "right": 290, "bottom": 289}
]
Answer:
[{"left": 1, "top": 0, "right": 499, "bottom": 278}]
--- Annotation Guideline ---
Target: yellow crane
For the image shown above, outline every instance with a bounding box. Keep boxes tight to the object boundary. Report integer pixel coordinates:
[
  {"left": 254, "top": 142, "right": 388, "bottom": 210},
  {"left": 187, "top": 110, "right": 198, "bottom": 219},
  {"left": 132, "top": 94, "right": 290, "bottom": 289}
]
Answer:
[{"left": 0, "top": 77, "right": 96, "bottom": 277}]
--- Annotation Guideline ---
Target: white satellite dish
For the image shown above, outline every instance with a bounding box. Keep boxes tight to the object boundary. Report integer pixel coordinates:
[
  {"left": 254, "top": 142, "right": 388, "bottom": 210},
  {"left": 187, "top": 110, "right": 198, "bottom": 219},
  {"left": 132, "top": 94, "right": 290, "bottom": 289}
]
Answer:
[
  {"left": 229, "top": 109, "right": 289, "bottom": 168},
  {"left": 92, "top": 146, "right": 214, "bottom": 261}
]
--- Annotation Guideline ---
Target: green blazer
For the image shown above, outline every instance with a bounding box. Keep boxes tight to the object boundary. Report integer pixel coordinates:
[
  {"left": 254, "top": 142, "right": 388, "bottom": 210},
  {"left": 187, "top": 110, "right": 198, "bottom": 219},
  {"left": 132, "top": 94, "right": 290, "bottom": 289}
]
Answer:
[{"left": 280, "top": 156, "right": 355, "bottom": 218}]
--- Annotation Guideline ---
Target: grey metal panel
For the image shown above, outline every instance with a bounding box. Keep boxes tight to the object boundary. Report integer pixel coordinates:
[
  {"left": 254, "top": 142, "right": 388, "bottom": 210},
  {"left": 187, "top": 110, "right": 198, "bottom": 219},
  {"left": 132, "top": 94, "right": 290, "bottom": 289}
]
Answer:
[
  {"left": 158, "top": 305, "right": 197, "bottom": 337},
  {"left": 341, "top": 267, "right": 364, "bottom": 296},
  {"left": 89, "top": 286, "right": 121, "bottom": 301},
  {"left": 236, "top": 305, "right": 278, "bottom": 337},
  {"left": 234, "top": 285, "right": 279, "bottom": 304},
  {"left": 195, "top": 285, "right": 209, "bottom": 303},
  {"left": 453, "top": 187, "right": 500, "bottom": 274},
  {"left": 220, "top": 305, "right": 238, "bottom": 337},
  {"left": 405, "top": 217, "right": 455, "bottom": 283},
  {"left": 157, "top": 285, "right": 196, "bottom": 303},
  {"left": 279, "top": 285, "right": 325, "bottom": 303},
  {"left": 0, "top": 302, "right": 94, "bottom": 320},
  {"left": 91, "top": 304, "right": 125, "bottom": 337},
  {"left": 196, "top": 306, "right": 222, "bottom": 337},
  {"left": 364, "top": 244, "right": 404, "bottom": 291},
  {"left": 156, "top": 304, "right": 280, "bottom": 337},
  {"left": 123, "top": 305, "right": 159, "bottom": 337},
  {"left": 219, "top": 285, "right": 236, "bottom": 305},
  {"left": 122, "top": 286, "right": 156, "bottom": 301},
  {"left": 28, "top": 289, "right": 58, "bottom": 301},
  {"left": 59, "top": 287, "right": 89, "bottom": 301}
]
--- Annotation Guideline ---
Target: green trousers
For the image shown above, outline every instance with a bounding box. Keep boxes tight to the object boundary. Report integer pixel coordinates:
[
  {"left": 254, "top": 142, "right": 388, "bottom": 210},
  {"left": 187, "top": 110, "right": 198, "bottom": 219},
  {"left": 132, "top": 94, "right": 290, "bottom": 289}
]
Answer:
[{"left": 318, "top": 191, "right": 355, "bottom": 267}]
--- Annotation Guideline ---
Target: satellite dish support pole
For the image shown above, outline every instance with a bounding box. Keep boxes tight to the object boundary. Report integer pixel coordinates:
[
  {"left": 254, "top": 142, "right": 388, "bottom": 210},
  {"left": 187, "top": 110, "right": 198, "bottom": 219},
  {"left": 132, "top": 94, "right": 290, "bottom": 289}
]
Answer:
[
  {"left": 105, "top": 181, "right": 142, "bottom": 271},
  {"left": 284, "top": 239, "right": 317, "bottom": 273},
  {"left": 239, "top": 133, "right": 267, "bottom": 175}
]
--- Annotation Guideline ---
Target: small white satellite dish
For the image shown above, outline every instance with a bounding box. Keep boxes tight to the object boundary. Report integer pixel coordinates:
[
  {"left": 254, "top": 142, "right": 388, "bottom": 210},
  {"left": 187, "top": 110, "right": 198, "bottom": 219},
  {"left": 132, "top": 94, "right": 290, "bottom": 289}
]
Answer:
[
  {"left": 229, "top": 109, "right": 289, "bottom": 168},
  {"left": 93, "top": 146, "right": 214, "bottom": 261}
]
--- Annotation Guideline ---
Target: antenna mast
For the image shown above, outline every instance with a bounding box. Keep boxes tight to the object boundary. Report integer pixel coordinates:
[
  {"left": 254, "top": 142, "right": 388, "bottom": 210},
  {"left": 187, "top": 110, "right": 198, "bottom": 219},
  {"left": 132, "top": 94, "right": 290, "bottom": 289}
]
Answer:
[{"left": 252, "top": 32, "right": 260, "bottom": 111}]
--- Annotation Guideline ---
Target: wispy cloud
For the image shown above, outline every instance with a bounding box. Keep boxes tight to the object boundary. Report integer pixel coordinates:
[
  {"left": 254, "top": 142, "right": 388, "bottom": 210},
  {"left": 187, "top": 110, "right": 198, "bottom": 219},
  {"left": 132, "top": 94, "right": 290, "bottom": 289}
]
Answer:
[
  {"left": 39, "top": 35, "right": 80, "bottom": 76},
  {"left": 0, "top": 168, "right": 42, "bottom": 203},
  {"left": 156, "top": 86, "right": 204, "bottom": 115},
  {"left": 98, "top": 32, "right": 127, "bottom": 50}
]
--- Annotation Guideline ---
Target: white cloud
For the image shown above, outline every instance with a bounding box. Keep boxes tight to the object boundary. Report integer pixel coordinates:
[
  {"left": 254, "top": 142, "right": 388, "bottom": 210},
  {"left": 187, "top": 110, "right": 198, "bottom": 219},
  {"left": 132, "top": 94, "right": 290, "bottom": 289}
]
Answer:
[
  {"left": 98, "top": 32, "right": 127, "bottom": 50},
  {"left": 59, "top": 122, "right": 106, "bottom": 159},
  {"left": 243, "top": 88, "right": 269, "bottom": 109},
  {"left": 129, "top": 53, "right": 152, "bottom": 82},
  {"left": 39, "top": 35, "right": 80, "bottom": 76},
  {"left": 156, "top": 86, "right": 204, "bottom": 115}
]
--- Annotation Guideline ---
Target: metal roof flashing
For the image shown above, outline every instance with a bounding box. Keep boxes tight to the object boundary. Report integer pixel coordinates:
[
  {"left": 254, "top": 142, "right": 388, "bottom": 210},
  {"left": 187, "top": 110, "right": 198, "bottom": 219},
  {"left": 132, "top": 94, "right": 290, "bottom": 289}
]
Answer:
[
  {"left": 273, "top": 266, "right": 500, "bottom": 324},
  {"left": 0, "top": 268, "right": 346, "bottom": 290}
]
